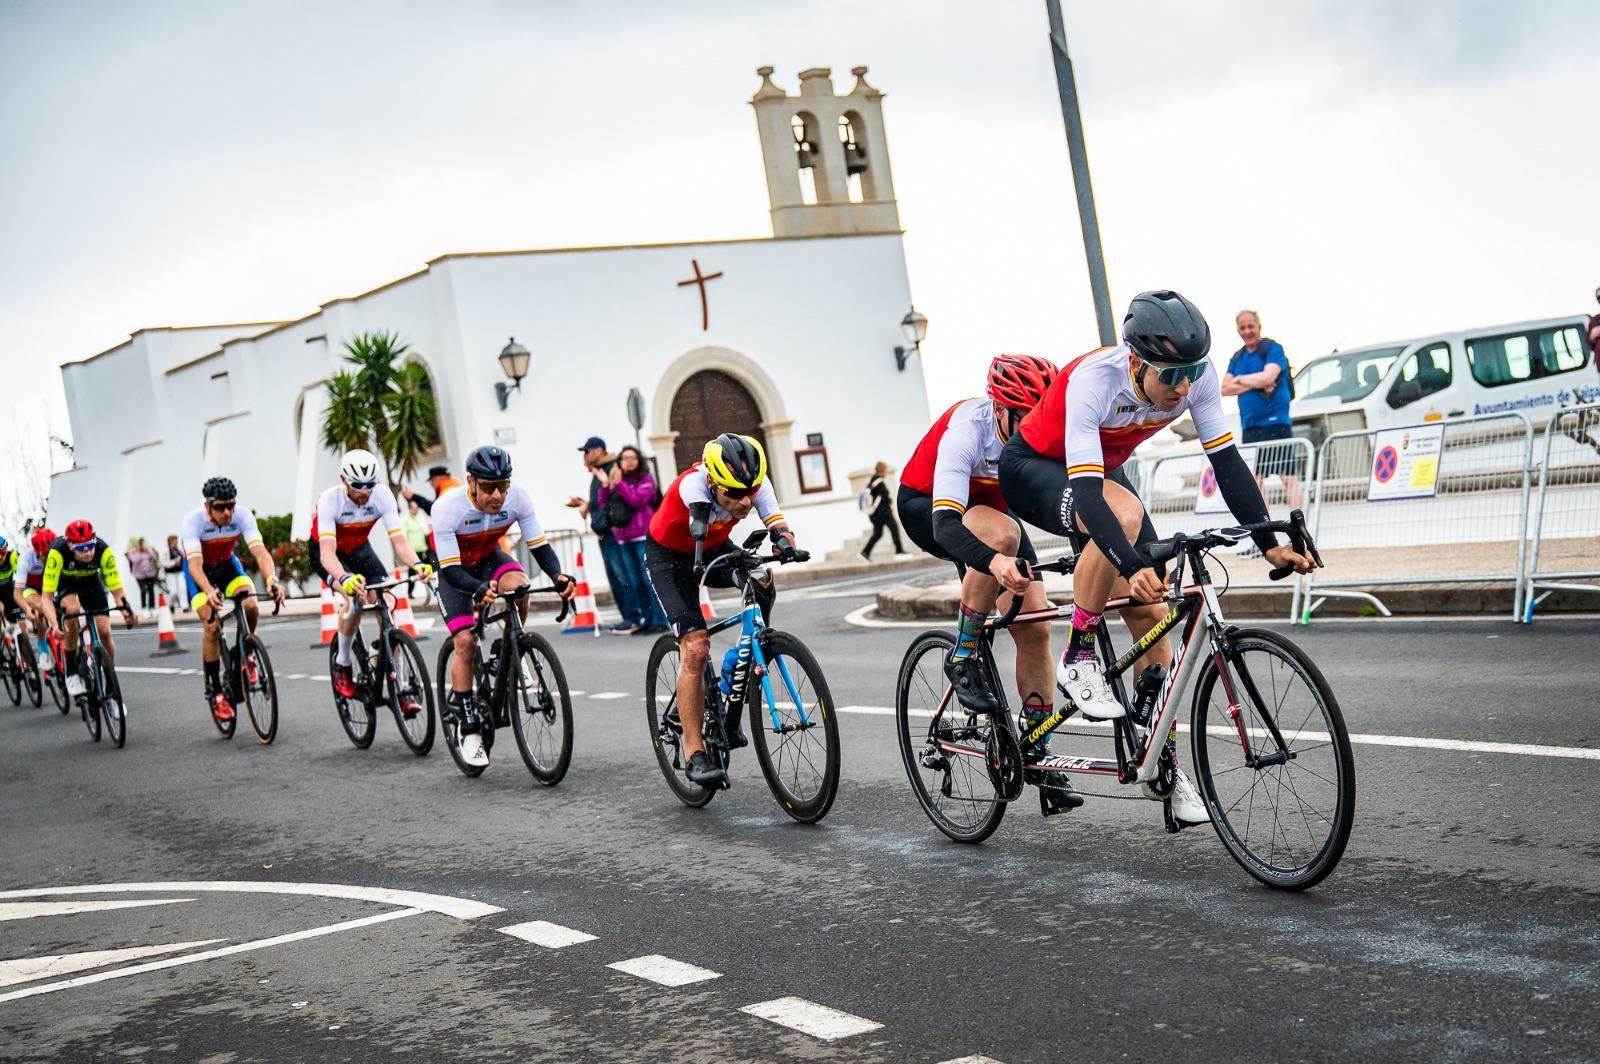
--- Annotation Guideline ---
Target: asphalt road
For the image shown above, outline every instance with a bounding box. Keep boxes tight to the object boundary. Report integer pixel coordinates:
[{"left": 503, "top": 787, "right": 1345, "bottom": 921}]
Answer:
[{"left": 2, "top": 570, "right": 1597, "bottom": 1063}]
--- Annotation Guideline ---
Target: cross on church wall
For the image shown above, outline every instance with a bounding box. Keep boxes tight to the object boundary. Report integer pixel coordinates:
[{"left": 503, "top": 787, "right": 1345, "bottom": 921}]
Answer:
[{"left": 676, "top": 258, "right": 723, "bottom": 331}]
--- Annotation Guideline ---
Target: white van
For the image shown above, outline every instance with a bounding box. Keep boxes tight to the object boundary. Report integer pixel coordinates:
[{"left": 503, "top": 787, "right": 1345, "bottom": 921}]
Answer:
[{"left": 1289, "top": 314, "right": 1597, "bottom": 447}]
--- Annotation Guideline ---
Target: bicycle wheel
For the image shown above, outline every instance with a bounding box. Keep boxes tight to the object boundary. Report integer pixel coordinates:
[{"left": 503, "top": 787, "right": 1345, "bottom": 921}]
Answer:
[
  {"left": 436, "top": 637, "right": 484, "bottom": 778},
  {"left": 386, "top": 629, "right": 435, "bottom": 756},
  {"left": 895, "top": 631, "right": 1007, "bottom": 844},
  {"left": 331, "top": 640, "right": 376, "bottom": 749},
  {"left": 241, "top": 634, "right": 278, "bottom": 744},
  {"left": 21, "top": 644, "right": 42, "bottom": 706},
  {"left": 1191, "top": 627, "right": 1355, "bottom": 891},
  {"left": 1, "top": 640, "right": 20, "bottom": 705},
  {"left": 749, "top": 630, "right": 840, "bottom": 824},
  {"left": 509, "top": 631, "right": 573, "bottom": 785},
  {"left": 97, "top": 646, "right": 126, "bottom": 748},
  {"left": 80, "top": 660, "right": 101, "bottom": 743},
  {"left": 48, "top": 642, "right": 69, "bottom": 714},
  {"left": 644, "top": 633, "right": 715, "bottom": 808},
  {"left": 213, "top": 642, "right": 237, "bottom": 740}
]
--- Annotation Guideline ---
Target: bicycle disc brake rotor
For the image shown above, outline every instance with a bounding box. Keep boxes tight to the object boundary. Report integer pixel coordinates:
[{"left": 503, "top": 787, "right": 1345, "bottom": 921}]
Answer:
[
  {"left": 1150, "top": 744, "right": 1177, "bottom": 798},
  {"left": 986, "top": 720, "right": 1025, "bottom": 802}
]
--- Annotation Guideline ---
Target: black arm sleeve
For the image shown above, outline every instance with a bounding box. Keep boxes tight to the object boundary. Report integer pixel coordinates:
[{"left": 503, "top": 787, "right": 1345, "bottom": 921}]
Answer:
[
  {"left": 531, "top": 542, "right": 563, "bottom": 582},
  {"left": 441, "top": 564, "right": 482, "bottom": 595},
  {"left": 1071, "top": 475, "right": 1148, "bottom": 579},
  {"left": 1209, "top": 446, "right": 1277, "bottom": 552},
  {"left": 931, "top": 509, "right": 999, "bottom": 574},
  {"left": 686, "top": 502, "right": 712, "bottom": 543}
]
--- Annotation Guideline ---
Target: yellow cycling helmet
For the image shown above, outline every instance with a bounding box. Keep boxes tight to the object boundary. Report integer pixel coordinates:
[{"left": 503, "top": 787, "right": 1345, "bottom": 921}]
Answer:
[{"left": 702, "top": 433, "right": 767, "bottom": 492}]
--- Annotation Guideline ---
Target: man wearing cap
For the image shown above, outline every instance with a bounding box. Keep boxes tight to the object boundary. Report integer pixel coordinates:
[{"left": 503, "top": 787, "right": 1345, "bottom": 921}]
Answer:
[
  {"left": 564, "top": 436, "right": 638, "bottom": 631},
  {"left": 401, "top": 465, "right": 461, "bottom": 515}
]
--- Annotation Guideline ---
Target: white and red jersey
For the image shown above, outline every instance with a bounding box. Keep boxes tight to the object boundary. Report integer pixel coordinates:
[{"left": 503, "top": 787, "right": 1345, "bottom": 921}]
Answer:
[
  {"left": 430, "top": 484, "right": 547, "bottom": 570},
  {"left": 1018, "top": 345, "right": 1236, "bottom": 477},
  {"left": 310, "top": 483, "right": 402, "bottom": 554},
  {"left": 901, "top": 397, "right": 1008, "bottom": 515},
  {"left": 648, "top": 463, "right": 785, "bottom": 554},
  {"left": 180, "top": 504, "right": 264, "bottom": 567}
]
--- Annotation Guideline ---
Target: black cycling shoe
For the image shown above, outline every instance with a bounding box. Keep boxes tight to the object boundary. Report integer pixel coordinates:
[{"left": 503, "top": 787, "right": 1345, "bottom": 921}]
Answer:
[
  {"left": 943, "top": 653, "right": 1000, "bottom": 715},
  {"left": 686, "top": 749, "right": 728, "bottom": 786},
  {"left": 722, "top": 708, "right": 748, "bottom": 749}
]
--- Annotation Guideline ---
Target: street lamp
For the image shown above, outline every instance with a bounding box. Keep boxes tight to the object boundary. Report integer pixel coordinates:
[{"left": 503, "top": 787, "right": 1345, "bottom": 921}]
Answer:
[
  {"left": 894, "top": 307, "right": 928, "bottom": 372},
  {"left": 494, "top": 337, "right": 531, "bottom": 410}
]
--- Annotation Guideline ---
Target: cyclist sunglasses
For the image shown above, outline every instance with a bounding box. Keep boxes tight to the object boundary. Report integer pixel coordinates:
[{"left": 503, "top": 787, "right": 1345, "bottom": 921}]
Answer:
[
  {"left": 718, "top": 485, "right": 757, "bottom": 500},
  {"left": 347, "top": 480, "right": 378, "bottom": 491},
  {"left": 209, "top": 500, "right": 237, "bottom": 512},
  {"left": 475, "top": 478, "right": 511, "bottom": 495},
  {"left": 1150, "top": 362, "right": 1208, "bottom": 387}
]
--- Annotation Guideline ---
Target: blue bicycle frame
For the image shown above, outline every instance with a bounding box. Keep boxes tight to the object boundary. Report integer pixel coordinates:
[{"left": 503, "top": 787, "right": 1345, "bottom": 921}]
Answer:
[{"left": 704, "top": 600, "right": 815, "bottom": 735}]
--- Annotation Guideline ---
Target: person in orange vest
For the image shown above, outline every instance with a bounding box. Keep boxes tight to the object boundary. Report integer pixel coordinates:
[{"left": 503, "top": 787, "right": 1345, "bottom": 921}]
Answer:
[{"left": 400, "top": 465, "right": 462, "bottom": 515}]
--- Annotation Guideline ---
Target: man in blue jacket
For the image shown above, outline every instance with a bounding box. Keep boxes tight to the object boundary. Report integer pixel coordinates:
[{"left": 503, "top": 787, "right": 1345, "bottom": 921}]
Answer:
[
  {"left": 565, "top": 436, "right": 638, "bottom": 631},
  {"left": 1221, "top": 309, "right": 1302, "bottom": 510}
]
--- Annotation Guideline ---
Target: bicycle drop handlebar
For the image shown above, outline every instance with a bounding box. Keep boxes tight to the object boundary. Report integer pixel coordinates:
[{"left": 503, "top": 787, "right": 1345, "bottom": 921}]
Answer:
[{"left": 472, "top": 582, "right": 573, "bottom": 626}]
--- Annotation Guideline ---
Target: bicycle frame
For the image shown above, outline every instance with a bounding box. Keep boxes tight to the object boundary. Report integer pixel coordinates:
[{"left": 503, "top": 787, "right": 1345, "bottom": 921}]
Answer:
[{"left": 703, "top": 597, "right": 814, "bottom": 736}]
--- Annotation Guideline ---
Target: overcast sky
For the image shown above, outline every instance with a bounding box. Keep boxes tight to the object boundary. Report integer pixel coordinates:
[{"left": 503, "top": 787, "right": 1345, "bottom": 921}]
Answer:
[{"left": 2, "top": 0, "right": 1595, "bottom": 492}]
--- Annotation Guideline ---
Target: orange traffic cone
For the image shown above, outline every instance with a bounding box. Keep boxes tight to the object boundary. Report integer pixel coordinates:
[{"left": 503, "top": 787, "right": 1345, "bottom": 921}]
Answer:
[
  {"left": 698, "top": 583, "right": 716, "bottom": 623},
  {"left": 311, "top": 580, "right": 338, "bottom": 649},
  {"left": 562, "top": 549, "right": 600, "bottom": 636},
  {"left": 391, "top": 568, "right": 422, "bottom": 640},
  {"left": 150, "top": 591, "right": 187, "bottom": 657}
]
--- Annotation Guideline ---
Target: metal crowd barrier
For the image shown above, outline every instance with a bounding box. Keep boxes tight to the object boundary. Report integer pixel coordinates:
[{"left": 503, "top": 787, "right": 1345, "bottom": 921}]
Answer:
[
  {"left": 1303, "top": 412, "right": 1535, "bottom": 621},
  {"left": 1522, "top": 403, "right": 1600, "bottom": 622},
  {"left": 514, "top": 527, "right": 591, "bottom": 590},
  {"left": 1142, "top": 436, "right": 1316, "bottom": 621}
]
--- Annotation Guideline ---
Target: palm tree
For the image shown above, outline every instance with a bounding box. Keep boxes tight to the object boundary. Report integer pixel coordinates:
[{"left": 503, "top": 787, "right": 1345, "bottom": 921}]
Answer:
[{"left": 320, "top": 331, "right": 439, "bottom": 490}]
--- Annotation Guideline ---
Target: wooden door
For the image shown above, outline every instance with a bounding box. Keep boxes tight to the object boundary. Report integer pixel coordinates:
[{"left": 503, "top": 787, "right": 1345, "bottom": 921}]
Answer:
[{"left": 670, "top": 370, "right": 767, "bottom": 473}]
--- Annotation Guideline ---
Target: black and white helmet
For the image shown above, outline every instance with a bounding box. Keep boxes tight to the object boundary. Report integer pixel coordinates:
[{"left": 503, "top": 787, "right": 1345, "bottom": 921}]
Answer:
[
  {"left": 202, "top": 476, "right": 237, "bottom": 501},
  {"left": 340, "top": 448, "right": 380, "bottom": 485}
]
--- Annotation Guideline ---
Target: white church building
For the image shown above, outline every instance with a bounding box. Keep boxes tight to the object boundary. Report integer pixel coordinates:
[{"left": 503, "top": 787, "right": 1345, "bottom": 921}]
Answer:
[{"left": 49, "top": 66, "right": 933, "bottom": 582}]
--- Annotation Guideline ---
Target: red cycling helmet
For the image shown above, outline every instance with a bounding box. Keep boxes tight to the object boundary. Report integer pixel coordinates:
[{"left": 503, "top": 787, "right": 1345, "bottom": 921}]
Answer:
[
  {"left": 64, "top": 520, "right": 96, "bottom": 545},
  {"left": 30, "top": 528, "right": 55, "bottom": 553},
  {"left": 987, "top": 354, "right": 1058, "bottom": 411}
]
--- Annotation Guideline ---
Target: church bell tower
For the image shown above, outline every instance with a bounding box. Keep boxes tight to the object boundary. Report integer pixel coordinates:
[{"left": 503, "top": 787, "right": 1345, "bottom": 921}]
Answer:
[{"left": 750, "top": 65, "right": 901, "bottom": 238}]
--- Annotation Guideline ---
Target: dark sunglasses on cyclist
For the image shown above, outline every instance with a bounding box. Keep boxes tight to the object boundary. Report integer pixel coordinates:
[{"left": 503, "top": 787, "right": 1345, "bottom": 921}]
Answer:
[
  {"left": 475, "top": 478, "right": 511, "bottom": 495},
  {"left": 347, "top": 480, "right": 378, "bottom": 491},
  {"left": 1150, "top": 362, "right": 1208, "bottom": 387},
  {"left": 71, "top": 542, "right": 96, "bottom": 553},
  {"left": 210, "top": 500, "right": 237, "bottom": 512},
  {"left": 718, "top": 485, "right": 756, "bottom": 500}
]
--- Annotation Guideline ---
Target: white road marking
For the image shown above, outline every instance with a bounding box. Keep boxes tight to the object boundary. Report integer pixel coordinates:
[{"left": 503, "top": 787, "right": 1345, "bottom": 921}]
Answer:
[
  {"left": 0, "top": 907, "right": 422, "bottom": 1003},
  {"left": 841, "top": 603, "right": 1600, "bottom": 629},
  {"left": 935, "top": 1057, "right": 1006, "bottom": 1064},
  {"left": 834, "top": 705, "right": 1600, "bottom": 761},
  {"left": 0, "top": 898, "right": 192, "bottom": 922},
  {"left": 607, "top": 954, "right": 721, "bottom": 987},
  {"left": 0, "top": 940, "right": 222, "bottom": 988},
  {"left": 739, "top": 996, "right": 883, "bottom": 1040},
  {"left": 118, "top": 666, "right": 185, "bottom": 675},
  {"left": 497, "top": 920, "right": 596, "bottom": 949},
  {"left": 0, "top": 881, "right": 503, "bottom": 920},
  {"left": 284, "top": 673, "right": 307, "bottom": 680},
  {"left": 587, "top": 692, "right": 628, "bottom": 700}
]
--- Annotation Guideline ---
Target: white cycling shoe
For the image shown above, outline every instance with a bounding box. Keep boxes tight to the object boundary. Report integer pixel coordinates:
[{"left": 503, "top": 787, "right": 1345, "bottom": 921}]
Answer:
[
  {"left": 1056, "top": 654, "right": 1123, "bottom": 720},
  {"left": 65, "top": 674, "right": 85, "bottom": 697},
  {"left": 459, "top": 732, "right": 489, "bottom": 768},
  {"left": 1145, "top": 769, "right": 1210, "bottom": 824}
]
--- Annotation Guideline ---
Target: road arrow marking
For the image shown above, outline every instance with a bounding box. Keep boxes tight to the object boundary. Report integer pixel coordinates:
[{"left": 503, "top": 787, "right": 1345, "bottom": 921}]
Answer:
[
  {"left": 0, "top": 940, "right": 221, "bottom": 988},
  {"left": 0, "top": 899, "right": 193, "bottom": 922}
]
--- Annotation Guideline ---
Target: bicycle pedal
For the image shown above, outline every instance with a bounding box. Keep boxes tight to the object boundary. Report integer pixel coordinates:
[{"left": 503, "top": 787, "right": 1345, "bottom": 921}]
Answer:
[{"left": 1039, "top": 786, "right": 1082, "bottom": 817}]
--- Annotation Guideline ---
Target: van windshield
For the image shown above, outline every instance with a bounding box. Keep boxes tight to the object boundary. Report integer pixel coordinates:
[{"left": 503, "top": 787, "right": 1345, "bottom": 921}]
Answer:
[{"left": 1293, "top": 347, "right": 1406, "bottom": 402}]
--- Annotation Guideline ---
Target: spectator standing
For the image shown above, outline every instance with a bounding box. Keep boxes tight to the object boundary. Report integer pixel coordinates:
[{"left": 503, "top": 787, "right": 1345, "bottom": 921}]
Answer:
[
  {"left": 597, "top": 445, "right": 670, "bottom": 634},
  {"left": 162, "top": 534, "right": 186, "bottom": 611},
  {"left": 1588, "top": 286, "right": 1600, "bottom": 367},
  {"left": 401, "top": 464, "right": 461, "bottom": 515},
  {"left": 126, "top": 537, "right": 160, "bottom": 614},
  {"left": 564, "top": 436, "right": 637, "bottom": 632},
  {"left": 859, "top": 460, "right": 908, "bottom": 561},
  {"left": 401, "top": 498, "right": 434, "bottom": 597},
  {"left": 1221, "top": 309, "right": 1303, "bottom": 510}
]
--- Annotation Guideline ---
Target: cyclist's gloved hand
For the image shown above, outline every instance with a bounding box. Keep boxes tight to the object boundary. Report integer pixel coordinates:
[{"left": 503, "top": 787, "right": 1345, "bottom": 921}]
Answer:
[
  {"left": 268, "top": 580, "right": 286, "bottom": 603},
  {"left": 474, "top": 580, "right": 494, "bottom": 603},
  {"left": 410, "top": 562, "right": 434, "bottom": 580},
  {"left": 553, "top": 573, "right": 576, "bottom": 600},
  {"left": 339, "top": 573, "right": 365, "bottom": 596}
]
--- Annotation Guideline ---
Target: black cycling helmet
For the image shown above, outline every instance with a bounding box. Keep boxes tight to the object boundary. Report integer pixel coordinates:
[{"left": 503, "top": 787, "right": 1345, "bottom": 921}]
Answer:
[
  {"left": 1122, "top": 290, "right": 1211, "bottom": 366},
  {"left": 465, "top": 445, "right": 513, "bottom": 480},
  {"left": 202, "top": 476, "right": 237, "bottom": 501}
]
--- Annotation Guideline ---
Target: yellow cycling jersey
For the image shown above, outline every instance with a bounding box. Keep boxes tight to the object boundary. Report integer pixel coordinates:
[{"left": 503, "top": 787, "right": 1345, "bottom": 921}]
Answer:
[
  {"left": 0, "top": 549, "right": 16, "bottom": 584},
  {"left": 41, "top": 537, "right": 123, "bottom": 595}
]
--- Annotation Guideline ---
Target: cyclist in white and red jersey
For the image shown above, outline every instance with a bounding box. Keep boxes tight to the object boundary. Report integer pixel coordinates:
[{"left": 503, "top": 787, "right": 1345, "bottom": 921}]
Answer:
[
  {"left": 644, "top": 433, "right": 798, "bottom": 786},
  {"left": 433, "top": 445, "right": 574, "bottom": 768},
  {"left": 181, "top": 476, "right": 285, "bottom": 723},
  {"left": 898, "top": 354, "right": 1082, "bottom": 800},
  {"left": 310, "top": 449, "right": 432, "bottom": 698},
  {"left": 1000, "top": 290, "right": 1313, "bottom": 823},
  {"left": 19, "top": 529, "right": 54, "bottom": 670}
]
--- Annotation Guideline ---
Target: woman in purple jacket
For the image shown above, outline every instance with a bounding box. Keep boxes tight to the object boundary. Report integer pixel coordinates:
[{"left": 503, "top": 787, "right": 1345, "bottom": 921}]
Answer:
[{"left": 597, "top": 445, "right": 671, "bottom": 634}]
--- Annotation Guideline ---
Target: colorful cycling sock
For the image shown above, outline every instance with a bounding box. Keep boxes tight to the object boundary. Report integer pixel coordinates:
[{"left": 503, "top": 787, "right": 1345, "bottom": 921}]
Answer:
[
  {"left": 1021, "top": 699, "right": 1054, "bottom": 754},
  {"left": 335, "top": 632, "right": 354, "bottom": 668},
  {"left": 1066, "top": 605, "right": 1102, "bottom": 663},
  {"left": 947, "top": 602, "right": 986, "bottom": 663}
]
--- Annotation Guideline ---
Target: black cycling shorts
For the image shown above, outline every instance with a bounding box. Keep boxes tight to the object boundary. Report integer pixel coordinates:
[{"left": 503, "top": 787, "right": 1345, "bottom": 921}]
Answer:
[
  {"left": 438, "top": 549, "right": 522, "bottom": 634},
  {"left": 53, "top": 578, "right": 110, "bottom": 617},
  {"left": 309, "top": 539, "right": 392, "bottom": 589},
  {"left": 643, "top": 537, "right": 775, "bottom": 639},
  {"left": 1, "top": 583, "right": 21, "bottom": 622},
  {"left": 897, "top": 486, "right": 1036, "bottom": 580},
  {"left": 998, "top": 434, "right": 1160, "bottom": 560}
]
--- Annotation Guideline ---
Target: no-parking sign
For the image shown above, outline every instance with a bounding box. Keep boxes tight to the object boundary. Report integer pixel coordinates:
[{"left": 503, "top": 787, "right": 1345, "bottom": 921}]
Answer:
[
  {"left": 1194, "top": 447, "right": 1258, "bottom": 514},
  {"left": 1366, "top": 424, "right": 1444, "bottom": 500}
]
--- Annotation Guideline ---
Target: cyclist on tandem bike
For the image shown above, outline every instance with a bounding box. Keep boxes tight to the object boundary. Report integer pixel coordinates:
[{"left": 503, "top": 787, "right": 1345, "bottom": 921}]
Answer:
[
  {"left": 310, "top": 448, "right": 433, "bottom": 701},
  {"left": 643, "top": 433, "right": 800, "bottom": 788},
  {"left": 999, "top": 289, "right": 1315, "bottom": 821},
  {"left": 180, "top": 477, "right": 287, "bottom": 724},
  {"left": 37, "top": 521, "right": 138, "bottom": 701},
  {"left": 432, "top": 445, "right": 576, "bottom": 770}
]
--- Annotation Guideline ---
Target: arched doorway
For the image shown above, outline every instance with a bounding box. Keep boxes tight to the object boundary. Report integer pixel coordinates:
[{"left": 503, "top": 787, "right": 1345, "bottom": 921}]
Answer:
[{"left": 669, "top": 370, "right": 767, "bottom": 473}]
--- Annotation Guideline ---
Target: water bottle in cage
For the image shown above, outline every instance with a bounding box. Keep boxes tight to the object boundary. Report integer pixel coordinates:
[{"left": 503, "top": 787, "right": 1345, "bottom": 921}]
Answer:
[{"left": 718, "top": 646, "right": 739, "bottom": 696}]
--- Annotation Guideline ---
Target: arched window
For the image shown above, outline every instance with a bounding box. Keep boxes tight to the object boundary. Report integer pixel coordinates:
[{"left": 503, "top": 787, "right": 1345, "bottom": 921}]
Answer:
[
  {"left": 791, "top": 113, "right": 820, "bottom": 205},
  {"left": 839, "top": 113, "right": 868, "bottom": 203}
]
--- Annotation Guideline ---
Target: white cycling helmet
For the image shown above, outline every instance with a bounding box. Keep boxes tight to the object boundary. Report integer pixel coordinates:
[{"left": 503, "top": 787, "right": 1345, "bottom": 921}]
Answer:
[{"left": 340, "top": 448, "right": 380, "bottom": 485}]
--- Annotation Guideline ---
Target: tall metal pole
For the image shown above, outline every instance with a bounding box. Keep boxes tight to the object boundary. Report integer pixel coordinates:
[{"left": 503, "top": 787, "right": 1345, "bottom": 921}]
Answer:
[{"left": 1045, "top": 0, "right": 1116, "bottom": 346}]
